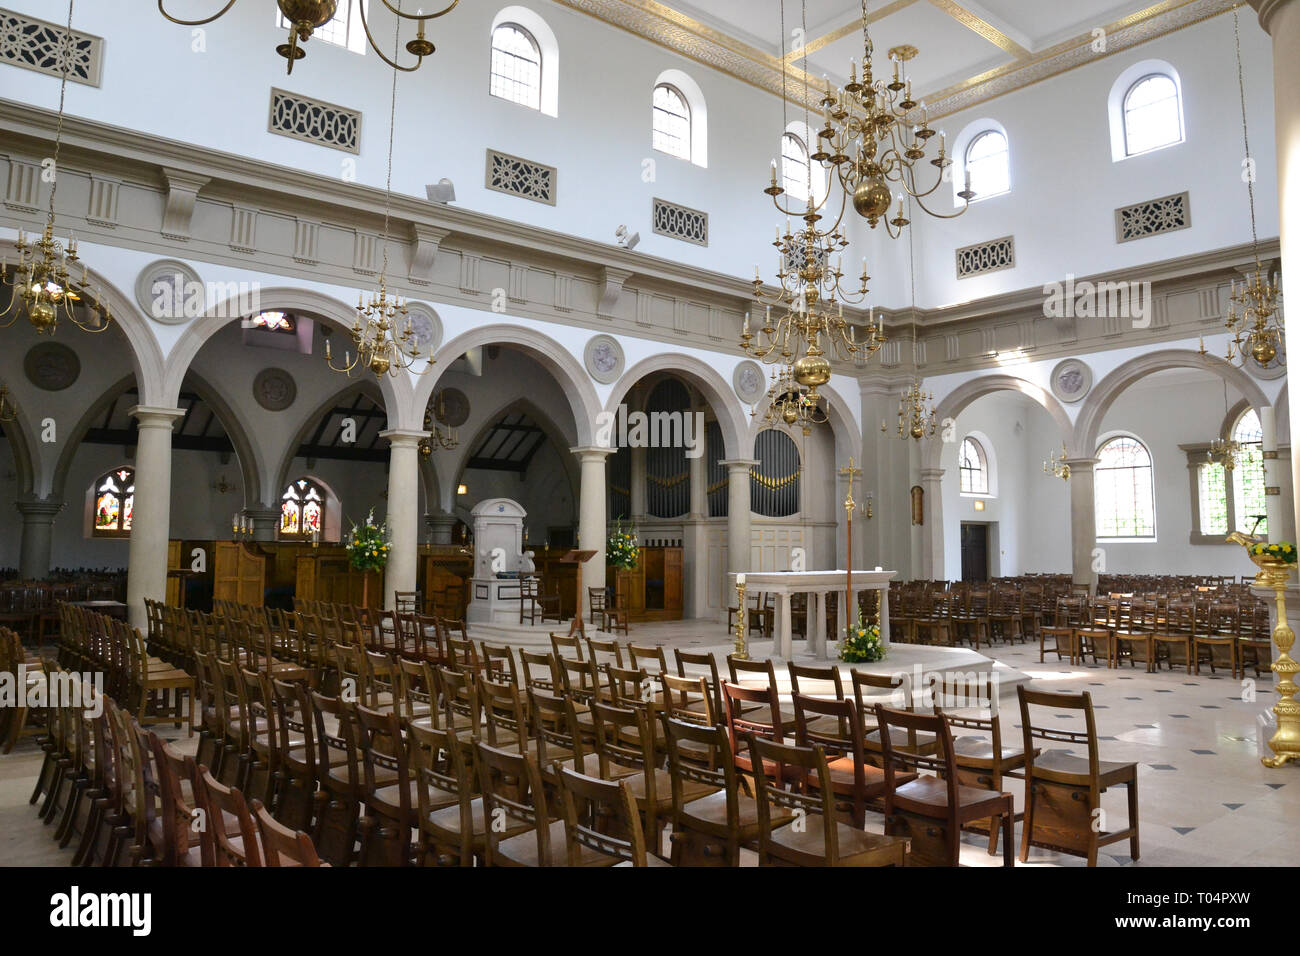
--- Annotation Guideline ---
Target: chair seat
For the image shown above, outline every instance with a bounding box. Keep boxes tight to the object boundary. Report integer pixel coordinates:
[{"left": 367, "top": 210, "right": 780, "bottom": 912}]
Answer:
[
  {"left": 1032, "top": 748, "right": 1137, "bottom": 788},
  {"left": 679, "top": 789, "right": 794, "bottom": 839},
  {"left": 496, "top": 819, "right": 611, "bottom": 867},
  {"left": 892, "top": 776, "right": 1012, "bottom": 817},
  {"left": 822, "top": 756, "right": 900, "bottom": 798},
  {"left": 951, "top": 735, "right": 1027, "bottom": 768},
  {"left": 622, "top": 768, "right": 717, "bottom": 810},
  {"left": 865, "top": 726, "right": 939, "bottom": 754},
  {"left": 768, "top": 813, "right": 907, "bottom": 865}
]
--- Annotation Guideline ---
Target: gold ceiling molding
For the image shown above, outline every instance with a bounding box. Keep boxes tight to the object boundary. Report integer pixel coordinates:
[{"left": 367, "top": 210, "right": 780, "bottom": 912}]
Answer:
[
  {"left": 781, "top": 0, "right": 919, "bottom": 62},
  {"left": 555, "top": 0, "right": 1237, "bottom": 117},
  {"left": 926, "top": 0, "right": 1030, "bottom": 58}
]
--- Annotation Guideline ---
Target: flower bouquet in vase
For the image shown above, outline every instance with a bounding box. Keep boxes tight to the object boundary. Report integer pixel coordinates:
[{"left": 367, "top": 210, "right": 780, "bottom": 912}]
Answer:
[
  {"left": 839, "top": 609, "right": 885, "bottom": 664},
  {"left": 345, "top": 509, "right": 391, "bottom": 607}
]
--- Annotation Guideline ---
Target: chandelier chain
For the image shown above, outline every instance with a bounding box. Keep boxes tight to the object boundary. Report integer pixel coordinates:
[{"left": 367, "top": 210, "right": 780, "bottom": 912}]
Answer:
[
  {"left": 1232, "top": 8, "right": 1260, "bottom": 266},
  {"left": 47, "top": 0, "right": 75, "bottom": 234},
  {"left": 380, "top": 0, "right": 403, "bottom": 281}
]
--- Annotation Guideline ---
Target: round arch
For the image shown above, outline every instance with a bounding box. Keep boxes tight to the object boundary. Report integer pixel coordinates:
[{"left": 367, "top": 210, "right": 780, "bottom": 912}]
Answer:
[
  {"left": 50, "top": 374, "right": 135, "bottom": 503},
  {"left": 606, "top": 353, "right": 747, "bottom": 462},
  {"left": 443, "top": 395, "right": 580, "bottom": 515},
  {"left": 271, "top": 377, "right": 389, "bottom": 508},
  {"left": 417, "top": 324, "right": 600, "bottom": 448},
  {"left": 163, "top": 287, "right": 416, "bottom": 430},
  {"left": 926, "top": 373, "right": 1074, "bottom": 474},
  {"left": 80, "top": 266, "right": 167, "bottom": 407},
  {"left": 1075, "top": 350, "right": 1269, "bottom": 455},
  {"left": 0, "top": 384, "right": 40, "bottom": 499}
]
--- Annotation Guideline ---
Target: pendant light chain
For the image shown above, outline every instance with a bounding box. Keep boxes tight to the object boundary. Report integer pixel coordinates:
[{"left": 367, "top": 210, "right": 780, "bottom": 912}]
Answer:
[
  {"left": 47, "top": 0, "right": 75, "bottom": 233},
  {"left": 1232, "top": 8, "right": 1261, "bottom": 269},
  {"left": 380, "top": 1, "right": 402, "bottom": 281}
]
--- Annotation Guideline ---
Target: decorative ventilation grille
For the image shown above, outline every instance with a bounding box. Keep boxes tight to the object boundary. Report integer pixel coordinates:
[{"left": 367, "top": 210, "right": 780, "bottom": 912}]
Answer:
[
  {"left": 268, "top": 89, "right": 361, "bottom": 153},
  {"left": 652, "top": 198, "right": 708, "bottom": 246},
  {"left": 485, "top": 149, "right": 556, "bottom": 205},
  {"left": 1115, "top": 191, "right": 1191, "bottom": 243},
  {"left": 783, "top": 243, "right": 827, "bottom": 276},
  {"left": 955, "top": 235, "right": 1015, "bottom": 279},
  {"left": 0, "top": 8, "right": 103, "bottom": 86}
]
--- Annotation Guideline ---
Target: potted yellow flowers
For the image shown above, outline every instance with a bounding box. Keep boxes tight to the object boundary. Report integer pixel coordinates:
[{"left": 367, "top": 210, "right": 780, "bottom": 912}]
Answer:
[
  {"left": 839, "top": 609, "right": 885, "bottom": 663},
  {"left": 345, "top": 508, "right": 390, "bottom": 608}
]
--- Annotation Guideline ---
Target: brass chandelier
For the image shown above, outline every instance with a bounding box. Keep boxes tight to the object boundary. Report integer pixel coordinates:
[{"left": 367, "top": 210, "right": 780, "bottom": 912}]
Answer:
[
  {"left": 324, "top": 17, "right": 433, "bottom": 380},
  {"left": 0, "top": 386, "right": 17, "bottom": 424},
  {"left": 884, "top": 197, "right": 936, "bottom": 442},
  {"left": 1043, "top": 444, "right": 1070, "bottom": 481},
  {"left": 419, "top": 390, "right": 460, "bottom": 457},
  {"left": 1223, "top": 8, "right": 1283, "bottom": 369},
  {"left": 158, "top": 0, "right": 458, "bottom": 73},
  {"left": 1, "top": 0, "right": 112, "bottom": 337},
  {"left": 812, "top": 0, "right": 973, "bottom": 235},
  {"left": 755, "top": 362, "right": 828, "bottom": 435}
]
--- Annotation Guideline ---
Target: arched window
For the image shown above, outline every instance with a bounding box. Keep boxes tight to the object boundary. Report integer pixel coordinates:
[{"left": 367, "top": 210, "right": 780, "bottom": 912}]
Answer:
[
  {"left": 781, "top": 132, "right": 811, "bottom": 203},
  {"left": 958, "top": 437, "right": 989, "bottom": 495},
  {"left": 964, "top": 130, "right": 1009, "bottom": 200},
  {"left": 92, "top": 467, "right": 134, "bottom": 538},
  {"left": 751, "top": 430, "right": 800, "bottom": 518},
  {"left": 1095, "top": 436, "right": 1156, "bottom": 539},
  {"left": 281, "top": 477, "right": 327, "bottom": 538},
  {"left": 1231, "top": 408, "right": 1267, "bottom": 535},
  {"left": 1123, "top": 73, "right": 1183, "bottom": 156},
  {"left": 652, "top": 83, "right": 691, "bottom": 161},
  {"left": 490, "top": 23, "right": 542, "bottom": 111}
]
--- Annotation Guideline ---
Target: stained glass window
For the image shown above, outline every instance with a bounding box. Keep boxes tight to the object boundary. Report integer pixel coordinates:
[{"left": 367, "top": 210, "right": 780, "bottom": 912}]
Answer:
[
  {"left": 959, "top": 437, "right": 989, "bottom": 495},
  {"left": 1095, "top": 436, "right": 1156, "bottom": 539},
  {"left": 1123, "top": 73, "right": 1182, "bottom": 156},
  {"left": 1232, "top": 408, "right": 1268, "bottom": 536},
  {"left": 247, "top": 310, "right": 296, "bottom": 333},
  {"left": 281, "top": 478, "right": 326, "bottom": 538},
  {"left": 93, "top": 467, "right": 134, "bottom": 537},
  {"left": 652, "top": 84, "right": 691, "bottom": 160},
  {"left": 490, "top": 23, "right": 542, "bottom": 110}
]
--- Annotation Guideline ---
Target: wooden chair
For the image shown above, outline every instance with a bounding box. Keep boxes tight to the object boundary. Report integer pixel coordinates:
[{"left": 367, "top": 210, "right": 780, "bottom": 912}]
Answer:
[
  {"left": 584, "top": 635, "right": 622, "bottom": 670},
  {"left": 308, "top": 690, "right": 363, "bottom": 867},
  {"left": 409, "top": 720, "right": 499, "bottom": 867},
  {"left": 251, "top": 797, "right": 326, "bottom": 866},
  {"left": 1017, "top": 685, "right": 1139, "bottom": 866},
  {"left": 874, "top": 704, "right": 1016, "bottom": 866},
  {"left": 674, "top": 647, "right": 723, "bottom": 722},
  {"left": 550, "top": 631, "right": 586, "bottom": 662},
  {"left": 557, "top": 767, "right": 671, "bottom": 867},
  {"left": 791, "top": 692, "right": 902, "bottom": 828},
  {"left": 1194, "top": 605, "right": 1240, "bottom": 678},
  {"left": 353, "top": 702, "right": 417, "bottom": 866},
  {"left": 195, "top": 766, "right": 263, "bottom": 867},
  {"left": 519, "top": 576, "right": 542, "bottom": 625},
  {"left": 930, "top": 672, "right": 1029, "bottom": 854},
  {"left": 475, "top": 741, "right": 570, "bottom": 867},
  {"left": 850, "top": 669, "right": 938, "bottom": 758},
  {"left": 149, "top": 731, "right": 207, "bottom": 867},
  {"left": 1038, "top": 625, "right": 1075, "bottom": 664},
  {"left": 748, "top": 736, "right": 907, "bottom": 867},
  {"left": 660, "top": 672, "right": 717, "bottom": 768}
]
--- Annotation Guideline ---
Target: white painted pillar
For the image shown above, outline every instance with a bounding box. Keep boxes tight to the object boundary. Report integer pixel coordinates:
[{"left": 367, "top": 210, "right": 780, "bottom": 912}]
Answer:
[
  {"left": 1261, "top": 407, "right": 1296, "bottom": 542},
  {"left": 720, "top": 459, "right": 758, "bottom": 577},
  {"left": 572, "top": 446, "right": 612, "bottom": 617},
  {"left": 1065, "top": 457, "right": 1100, "bottom": 595},
  {"left": 380, "top": 429, "right": 426, "bottom": 610},
  {"left": 126, "top": 406, "right": 185, "bottom": 628},
  {"left": 1251, "top": 0, "right": 1300, "bottom": 548},
  {"left": 919, "top": 466, "right": 944, "bottom": 581},
  {"left": 16, "top": 498, "right": 63, "bottom": 581},
  {"left": 683, "top": 444, "right": 709, "bottom": 618}
]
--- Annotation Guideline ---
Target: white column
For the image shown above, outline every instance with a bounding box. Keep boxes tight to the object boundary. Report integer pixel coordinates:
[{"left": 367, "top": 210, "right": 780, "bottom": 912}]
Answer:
[
  {"left": 126, "top": 406, "right": 185, "bottom": 628},
  {"left": 16, "top": 498, "right": 63, "bottom": 581},
  {"left": 919, "top": 467, "right": 944, "bottom": 581},
  {"left": 720, "top": 459, "right": 758, "bottom": 578},
  {"left": 572, "top": 446, "right": 612, "bottom": 617},
  {"left": 1065, "top": 457, "right": 1100, "bottom": 595},
  {"left": 1252, "top": 0, "right": 1300, "bottom": 546},
  {"left": 1261, "top": 407, "right": 1296, "bottom": 542},
  {"left": 380, "top": 429, "right": 426, "bottom": 611},
  {"left": 683, "top": 443, "right": 709, "bottom": 618}
]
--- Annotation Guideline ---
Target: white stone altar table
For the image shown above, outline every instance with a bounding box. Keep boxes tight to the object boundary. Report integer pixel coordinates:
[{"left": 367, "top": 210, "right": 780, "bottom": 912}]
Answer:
[{"left": 731, "top": 569, "right": 896, "bottom": 660}]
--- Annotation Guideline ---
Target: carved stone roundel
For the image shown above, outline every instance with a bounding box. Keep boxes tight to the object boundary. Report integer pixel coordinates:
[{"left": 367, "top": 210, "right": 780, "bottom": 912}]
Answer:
[
  {"left": 1049, "top": 359, "right": 1092, "bottom": 405},
  {"left": 135, "top": 259, "right": 203, "bottom": 325},
  {"left": 733, "top": 360, "right": 765, "bottom": 404},
  {"left": 584, "top": 334, "right": 624, "bottom": 385},
  {"left": 404, "top": 302, "right": 443, "bottom": 353},
  {"left": 253, "top": 368, "right": 297, "bottom": 411},
  {"left": 24, "top": 342, "right": 80, "bottom": 391}
]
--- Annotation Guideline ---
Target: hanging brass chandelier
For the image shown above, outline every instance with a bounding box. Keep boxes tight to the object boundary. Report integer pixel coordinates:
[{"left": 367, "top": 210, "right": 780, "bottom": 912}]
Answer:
[
  {"left": 157, "top": 0, "right": 458, "bottom": 73},
  {"left": 324, "top": 18, "right": 433, "bottom": 381},
  {"left": 1206, "top": 380, "right": 1251, "bottom": 472},
  {"left": 886, "top": 378, "right": 937, "bottom": 441},
  {"left": 0, "top": 386, "right": 17, "bottom": 424},
  {"left": 1043, "top": 444, "right": 1070, "bottom": 481},
  {"left": 419, "top": 390, "right": 460, "bottom": 456},
  {"left": 1223, "top": 8, "right": 1283, "bottom": 369},
  {"left": 755, "top": 362, "right": 828, "bottom": 435},
  {"left": 0, "top": 0, "right": 112, "bottom": 337},
  {"left": 811, "top": 0, "right": 973, "bottom": 235}
]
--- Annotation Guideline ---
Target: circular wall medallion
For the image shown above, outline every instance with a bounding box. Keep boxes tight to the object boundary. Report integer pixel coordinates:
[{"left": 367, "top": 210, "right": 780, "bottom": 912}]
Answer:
[
  {"left": 584, "top": 334, "right": 625, "bottom": 385},
  {"left": 135, "top": 259, "right": 203, "bottom": 325},
  {"left": 733, "top": 360, "right": 766, "bottom": 404},
  {"left": 24, "top": 342, "right": 80, "bottom": 391},
  {"left": 253, "top": 368, "right": 297, "bottom": 411},
  {"left": 403, "top": 302, "right": 443, "bottom": 354},
  {"left": 432, "top": 387, "right": 470, "bottom": 427},
  {"left": 1049, "top": 358, "right": 1092, "bottom": 404}
]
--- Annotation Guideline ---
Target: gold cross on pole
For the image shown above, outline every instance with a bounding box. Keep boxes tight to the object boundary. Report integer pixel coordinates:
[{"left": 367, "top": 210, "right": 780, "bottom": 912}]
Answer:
[
  {"left": 838, "top": 457, "right": 863, "bottom": 639},
  {"left": 839, "top": 457, "right": 862, "bottom": 512}
]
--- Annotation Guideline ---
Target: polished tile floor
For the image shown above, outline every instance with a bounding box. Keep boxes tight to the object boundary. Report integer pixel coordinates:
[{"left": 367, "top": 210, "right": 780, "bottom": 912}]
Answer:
[{"left": 2, "top": 623, "right": 1296, "bottom": 867}]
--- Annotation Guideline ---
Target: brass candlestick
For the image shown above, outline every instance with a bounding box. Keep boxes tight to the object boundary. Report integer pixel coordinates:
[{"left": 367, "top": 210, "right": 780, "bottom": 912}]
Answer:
[
  {"left": 1229, "top": 533, "right": 1300, "bottom": 767},
  {"left": 734, "top": 577, "right": 749, "bottom": 660}
]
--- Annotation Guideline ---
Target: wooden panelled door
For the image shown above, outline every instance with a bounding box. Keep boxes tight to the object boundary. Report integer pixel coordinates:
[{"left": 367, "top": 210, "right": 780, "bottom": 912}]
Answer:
[{"left": 960, "top": 523, "right": 989, "bottom": 582}]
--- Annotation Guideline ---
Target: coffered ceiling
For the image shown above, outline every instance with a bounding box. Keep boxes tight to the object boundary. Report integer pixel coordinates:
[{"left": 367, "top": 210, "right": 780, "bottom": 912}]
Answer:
[{"left": 556, "top": 0, "right": 1238, "bottom": 117}]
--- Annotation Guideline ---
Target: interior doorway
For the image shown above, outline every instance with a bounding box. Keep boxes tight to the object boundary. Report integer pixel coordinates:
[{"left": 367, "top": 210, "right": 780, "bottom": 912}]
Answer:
[{"left": 960, "top": 522, "right": 990, "bottom": 582}]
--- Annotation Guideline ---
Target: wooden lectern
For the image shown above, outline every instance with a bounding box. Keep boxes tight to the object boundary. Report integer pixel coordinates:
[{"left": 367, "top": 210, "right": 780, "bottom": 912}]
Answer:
[{"left": 559, "top": 549, "right": 598, "bottom": 638}]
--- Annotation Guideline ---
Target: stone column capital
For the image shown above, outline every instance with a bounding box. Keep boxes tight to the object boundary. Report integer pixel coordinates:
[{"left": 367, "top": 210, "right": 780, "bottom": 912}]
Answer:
[
  {"left": 129, "top": 405, "right": 186, "bottom": 429},
  {"left": 719, "top": 458, "right": 759, "bottom": 473},
  {"left": 15, "top": 498, "right": 64, "bottom": 519},
  {"left": 919, "top": 467, "right": 945, "bottom": 481},
  {"left": 379, "top": 429, "right": 429, "bottom": 449},
  {"left": 1063, "top": 457, "right": 1101, "bottom": 472},
  {"left": 571, "top": 445, "right": 614, "bottom": 461},
  {"left": 1251, "top": 0, "right": 1296, "bottom": 34}
]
